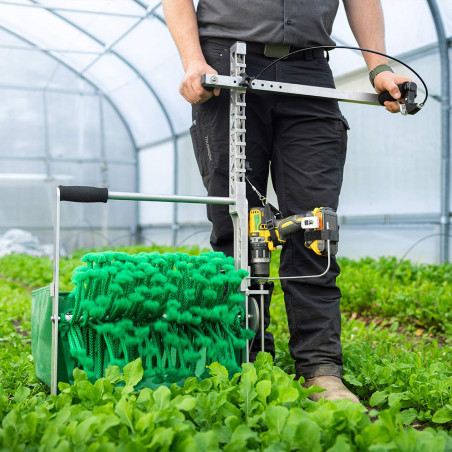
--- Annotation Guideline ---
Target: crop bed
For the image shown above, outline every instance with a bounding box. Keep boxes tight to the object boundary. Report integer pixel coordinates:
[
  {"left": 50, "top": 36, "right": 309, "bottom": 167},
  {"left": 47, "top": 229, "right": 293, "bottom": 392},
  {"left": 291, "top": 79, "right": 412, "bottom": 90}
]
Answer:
[{"left": 0, "top": 246, "right": 451, "bottom": 450}]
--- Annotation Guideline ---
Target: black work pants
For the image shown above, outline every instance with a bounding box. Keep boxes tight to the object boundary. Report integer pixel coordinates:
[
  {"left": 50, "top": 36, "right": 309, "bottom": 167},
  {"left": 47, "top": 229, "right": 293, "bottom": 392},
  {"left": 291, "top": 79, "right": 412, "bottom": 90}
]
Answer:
[{"left": 190, "top": 39, "right": 349, "bottom": 379}]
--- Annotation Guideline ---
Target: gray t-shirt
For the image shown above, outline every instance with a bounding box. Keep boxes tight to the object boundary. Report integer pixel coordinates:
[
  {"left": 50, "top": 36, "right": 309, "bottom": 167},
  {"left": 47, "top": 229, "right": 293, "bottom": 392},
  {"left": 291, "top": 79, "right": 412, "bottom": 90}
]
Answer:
[{"left": 197, "top": 0, "right": 339, "bottom": 48}]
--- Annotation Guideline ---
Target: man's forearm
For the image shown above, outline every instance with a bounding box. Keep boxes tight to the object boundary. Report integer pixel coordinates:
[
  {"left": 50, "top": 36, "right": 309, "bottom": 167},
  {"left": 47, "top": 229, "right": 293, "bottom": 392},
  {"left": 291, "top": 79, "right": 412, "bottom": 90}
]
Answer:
[
  {"left": 343, "top": 0, "right": 388, "bottom": 71},
  {"left": 162, "top": 0, "right": 205, "bottom": 70}
]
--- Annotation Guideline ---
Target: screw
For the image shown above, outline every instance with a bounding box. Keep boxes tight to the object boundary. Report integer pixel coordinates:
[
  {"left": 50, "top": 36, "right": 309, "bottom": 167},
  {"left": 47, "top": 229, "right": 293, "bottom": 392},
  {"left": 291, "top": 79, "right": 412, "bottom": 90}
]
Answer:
[{"left": 210, "top": 75, "right": 218, "bottom": 83}]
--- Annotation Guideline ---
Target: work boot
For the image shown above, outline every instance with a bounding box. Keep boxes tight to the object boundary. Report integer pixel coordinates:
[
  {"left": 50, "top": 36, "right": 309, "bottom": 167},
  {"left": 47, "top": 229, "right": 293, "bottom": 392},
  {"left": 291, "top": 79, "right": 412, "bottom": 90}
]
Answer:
[{"left": 302, "top": 375, "right": 360, "bottom": 403}]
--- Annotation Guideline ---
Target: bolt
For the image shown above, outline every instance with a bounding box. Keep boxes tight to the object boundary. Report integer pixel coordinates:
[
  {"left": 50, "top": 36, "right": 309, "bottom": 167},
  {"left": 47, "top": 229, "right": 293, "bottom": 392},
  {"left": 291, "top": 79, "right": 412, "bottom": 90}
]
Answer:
[{"left": 211, "top": 75, "right": 218, "bottom": 83}]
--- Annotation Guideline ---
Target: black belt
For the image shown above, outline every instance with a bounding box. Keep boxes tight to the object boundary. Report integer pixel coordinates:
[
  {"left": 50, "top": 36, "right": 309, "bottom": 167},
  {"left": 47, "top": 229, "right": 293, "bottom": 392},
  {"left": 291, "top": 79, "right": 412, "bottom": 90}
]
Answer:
[{"left": 202, "top": 37, "right": 327, "bottom": 60}]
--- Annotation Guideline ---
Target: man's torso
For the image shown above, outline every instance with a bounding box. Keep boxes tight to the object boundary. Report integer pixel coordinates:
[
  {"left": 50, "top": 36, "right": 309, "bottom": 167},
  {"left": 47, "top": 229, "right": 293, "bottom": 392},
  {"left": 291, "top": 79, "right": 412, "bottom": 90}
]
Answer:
[{"left": 197, "top": 0, "right": 339, "bottom": 47}]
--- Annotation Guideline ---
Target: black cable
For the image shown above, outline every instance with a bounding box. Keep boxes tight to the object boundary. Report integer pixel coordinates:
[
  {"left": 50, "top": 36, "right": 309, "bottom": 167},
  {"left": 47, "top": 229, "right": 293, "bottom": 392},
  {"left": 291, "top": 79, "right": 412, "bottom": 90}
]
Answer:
[{"left": 252, "top": 45, "right": 428, "bottom": 108}]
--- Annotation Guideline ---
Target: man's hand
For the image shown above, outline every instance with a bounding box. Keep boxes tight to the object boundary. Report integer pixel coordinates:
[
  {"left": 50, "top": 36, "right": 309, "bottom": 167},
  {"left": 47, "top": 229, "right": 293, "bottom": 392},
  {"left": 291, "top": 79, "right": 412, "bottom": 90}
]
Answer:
[
  {"left": 180, "top": 60, "right": 221, "bottom": 105},
  {"left": 373, "top": 71, "right": 412, "bottom": 114}
]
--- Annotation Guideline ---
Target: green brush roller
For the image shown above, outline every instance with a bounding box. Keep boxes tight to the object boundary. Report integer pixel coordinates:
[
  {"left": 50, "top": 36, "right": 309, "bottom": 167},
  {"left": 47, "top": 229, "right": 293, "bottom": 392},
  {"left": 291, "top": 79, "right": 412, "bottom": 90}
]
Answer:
[{"left": 54, "top": 251, "right": 253, "bottom": 386}]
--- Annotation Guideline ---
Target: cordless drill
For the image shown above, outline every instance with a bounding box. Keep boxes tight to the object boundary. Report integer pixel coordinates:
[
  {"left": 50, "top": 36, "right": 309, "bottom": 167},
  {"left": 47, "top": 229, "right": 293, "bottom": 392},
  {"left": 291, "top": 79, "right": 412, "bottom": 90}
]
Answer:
[{"left": 249, "top": 205, "right": 339, "bottom": 279}]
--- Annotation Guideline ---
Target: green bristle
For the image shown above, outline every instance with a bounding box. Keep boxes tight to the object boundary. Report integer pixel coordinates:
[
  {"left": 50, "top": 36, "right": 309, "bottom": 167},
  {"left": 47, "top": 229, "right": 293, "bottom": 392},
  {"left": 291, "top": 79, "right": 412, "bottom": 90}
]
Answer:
[
  {"left": 150, "top": 272, "right": 167, "bottom": 286},
  {"left": 62, "top": 250, "right": 250, "bottom": 386},
  {"left": 132, "top": 269, "right": 145, "bottom": 280},
  {"left": 194, "top": 335, "right": 213, "bottom": 348},
  {"left": 220, "top": 264, "right": 235, "bottom": 273},
  {"left": 85, "top": 303, "right": 107, "bottom": 321},
  {"left": 70, "top": 349, "right": 94, "bottom": 375},
  {"left": 126, "top": 292, "right": 144, "bottom": 316},
  {"left": 108, "top": 283, "right": 123, "bottom": 297},
  {"left": 167, "top": 299, "right": 180, "bottom": 310},
  {"left": 183, "top": 350, "right": 200, "bottom": 362},
  {"left": 135, "top": 285, "right": 151, "bottom": 296},
  {"left": 241, "top": 329, "right": 255, "bottom": 340},
  {"left": 178, "top": 311, "right": 194, "bottom": 324},
  {"left": 94, "top": 322, "right": 117, "bottom": 336},
  {"left": 153, "top": 320, "right": 168, "bottom": 333},
  {"left": 149, "top": 285, "right": 165, "bottom": 299},
  {"left": 164, "top": 333, "right": 181, "bottom": 346},
  {"left": 201, "top": 288, "right": 218, "bottom": 307},
  {"left": 142, "top": 300, "right": 160, "bottom": 315},
  {"left": 123, "top": 334, "right": 140, "bottom": 348},
  {"left": 230, "top": 336, "right": 246, "bottom": 349},
  {"left": 115, "top": 271, "right": 134, "bottom": 285},
  {"left": 199, "top": 263, "right": 216, "bottom": 279},
  {"left": 228, "top": 293, "right": 244, "bottom": 306}
]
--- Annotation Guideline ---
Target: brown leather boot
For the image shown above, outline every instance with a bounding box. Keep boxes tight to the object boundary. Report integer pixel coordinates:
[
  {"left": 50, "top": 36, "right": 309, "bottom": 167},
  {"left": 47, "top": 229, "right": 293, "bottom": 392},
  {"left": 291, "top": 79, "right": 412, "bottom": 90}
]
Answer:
[{"left": 302, "top": 375, "right": 360, "bottom": 403}]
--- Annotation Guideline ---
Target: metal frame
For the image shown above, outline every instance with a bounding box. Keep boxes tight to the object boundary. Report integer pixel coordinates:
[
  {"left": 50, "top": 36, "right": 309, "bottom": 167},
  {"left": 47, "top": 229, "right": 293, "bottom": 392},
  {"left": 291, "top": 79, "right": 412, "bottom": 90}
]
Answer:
[
  {"left": 49, "top": 40, "right": 399, "bottom": 393},
  {"left": 203, "top": 74, "right": 380, "bottom": 105},
  {"left": 50, "top": 188, "right": 236, "bottom": 394},
  {"left": 426, "top": 0, "right": 451, "bottom": 264}
]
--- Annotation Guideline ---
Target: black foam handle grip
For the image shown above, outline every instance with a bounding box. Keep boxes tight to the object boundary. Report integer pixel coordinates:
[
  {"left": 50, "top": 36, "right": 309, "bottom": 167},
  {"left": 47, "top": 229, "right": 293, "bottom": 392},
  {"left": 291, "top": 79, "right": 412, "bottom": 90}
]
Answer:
[
  {"left": 378, "top": 83, "right": 408, "bottom": 105},
  {"left": 58, "top": 185, "right": 108, "bottom": 203}
]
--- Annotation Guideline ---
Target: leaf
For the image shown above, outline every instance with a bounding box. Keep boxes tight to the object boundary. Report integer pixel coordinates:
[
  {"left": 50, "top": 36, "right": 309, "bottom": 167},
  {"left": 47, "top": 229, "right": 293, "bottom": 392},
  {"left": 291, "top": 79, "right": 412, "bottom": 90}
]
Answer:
[
  {"left": 73, "top": 367, "right": 88, "bottom": 383},
  {"left": 326, "top": 434, "right": 352, "bottom": 452},
  {"left": 387, "top": 392, "right": 403, "bottom": 407},
  {"left": 256, "top": 380, "right": 271, "bottom": 407},
  {"left": 123, "top": 358, "right": 143, "bottom": 387},
  {"left": 343, "top": 374, "right": 363, "bottom": 387},
  {"left": 136, "top": 387, "right": 152, "bottom": 409},
  {"left": 153, "top": 385, "right": 172, "bottom": 410},
  {"left": 208, "top": 362, "right": 229, "bottom": 382},
  {"left": 224, "top": 425, "right": 258, "bottom": 451},
  {"left": 277, "top": 386, "right": 299, "bottom": 404},
  {"left": 97, "top": 414, "right": 120, "bottom": 436},
  {"left": 238, "top": 370, "right": 260, "bottom": 420},
  {"left": 105, "top": 365, "right": 122, "bottom": 384},
  {"left": 288, "top": 417, "right": 321, "bottom": 452},
  {"left": 173, "top": 395, "right": 196, "bottom": 412},
  {"left": 12, "top": 385, "right": 30, "bottom": 404},
  {"left": 73, "top": 417, "right": 99, "bottom": 445},
  {"left": 115, "top": 397, "right": 136, "bottom": 436},
  {"left": 369, "top": 391, "right": 388, "bottom": 407},
  {"left": 264, "top": 406, "right": 289, "bottom": 435},
  {"left": 432, "top": 407, "right": 452, "bottom": 424},
  {"left": 194, "top": 431, "right": 220, "bottom": 451},
  {"left": 398, "top": 408, "right": 417, "bottom": 425}
]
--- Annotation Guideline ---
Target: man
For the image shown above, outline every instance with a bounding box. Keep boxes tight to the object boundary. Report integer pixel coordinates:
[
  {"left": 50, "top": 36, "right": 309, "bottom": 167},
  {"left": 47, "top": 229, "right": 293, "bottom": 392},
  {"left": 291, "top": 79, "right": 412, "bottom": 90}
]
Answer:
[{"left": 162, "top": 0, "right": 409, "bottom": 402}]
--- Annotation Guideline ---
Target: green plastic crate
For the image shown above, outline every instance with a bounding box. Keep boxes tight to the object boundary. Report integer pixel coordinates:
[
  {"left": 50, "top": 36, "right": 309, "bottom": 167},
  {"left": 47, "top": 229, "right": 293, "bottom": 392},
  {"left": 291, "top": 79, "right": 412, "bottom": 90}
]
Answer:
[
  {"left": 31, "top": 286, "right": 73, "bottom": 387},
  {"left": 31, "top": 285, "right": 246, "bottom": 389}
]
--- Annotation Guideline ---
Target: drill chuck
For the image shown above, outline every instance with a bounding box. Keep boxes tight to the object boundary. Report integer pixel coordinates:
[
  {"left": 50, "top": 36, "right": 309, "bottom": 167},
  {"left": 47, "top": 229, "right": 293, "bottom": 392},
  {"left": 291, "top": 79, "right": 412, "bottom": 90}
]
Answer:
[{"left": 250, "top": 235, "right": 271, "bottom": 278}]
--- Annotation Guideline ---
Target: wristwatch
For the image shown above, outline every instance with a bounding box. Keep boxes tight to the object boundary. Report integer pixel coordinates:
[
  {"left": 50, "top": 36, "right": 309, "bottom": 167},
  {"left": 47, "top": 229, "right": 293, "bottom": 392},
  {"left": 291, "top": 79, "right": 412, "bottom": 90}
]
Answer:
[{"left": 369, "top": 64, "right": 394, "bottom": 87}]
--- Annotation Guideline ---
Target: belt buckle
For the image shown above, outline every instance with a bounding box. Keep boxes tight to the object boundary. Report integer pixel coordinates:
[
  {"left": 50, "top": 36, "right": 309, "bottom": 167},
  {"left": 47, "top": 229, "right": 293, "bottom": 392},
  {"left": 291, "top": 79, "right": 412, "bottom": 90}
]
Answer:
[{"left": 264, "top": 43, "right": 290, "bottom": 59}]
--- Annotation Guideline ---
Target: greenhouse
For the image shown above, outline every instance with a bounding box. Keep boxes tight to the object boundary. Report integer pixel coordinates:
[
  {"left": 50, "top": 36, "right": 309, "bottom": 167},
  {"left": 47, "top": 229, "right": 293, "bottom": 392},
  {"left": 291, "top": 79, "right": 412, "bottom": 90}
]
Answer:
[
  {"left": 0, "top": 0, "right": 450, "bottom": 263},
  {"left": 0, "top": 1, "right": 451, "bottom": 450}
]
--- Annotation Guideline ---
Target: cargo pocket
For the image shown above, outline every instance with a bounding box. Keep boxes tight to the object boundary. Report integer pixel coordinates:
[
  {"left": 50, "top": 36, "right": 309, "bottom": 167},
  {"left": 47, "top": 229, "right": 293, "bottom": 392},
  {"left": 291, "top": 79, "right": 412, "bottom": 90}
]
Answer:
[
  {"left": 336, "top": 115, "right": 349, "bottom": 185},
  {"left": 190, "top": 109, "right": 211, "bottom": 181}
]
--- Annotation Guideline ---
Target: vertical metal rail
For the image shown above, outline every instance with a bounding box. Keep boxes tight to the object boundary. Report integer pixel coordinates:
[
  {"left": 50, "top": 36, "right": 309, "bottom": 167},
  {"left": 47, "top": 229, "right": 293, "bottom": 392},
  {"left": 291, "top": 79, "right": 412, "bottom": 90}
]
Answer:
[
  {"left": 99, "top": 95, "right": 109, "bottom": 246},
  {"left": 50, "top": 188, "right": 61, "bottom": 395},
  {"left": 229, "top": 42, "right": 250, "bottom": 362},
  {"left": 426, "top": 0, "right": 451, "bottom": 263},
  {"left": 172, "top": 138, "right": 180, "bottom": 247}
]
